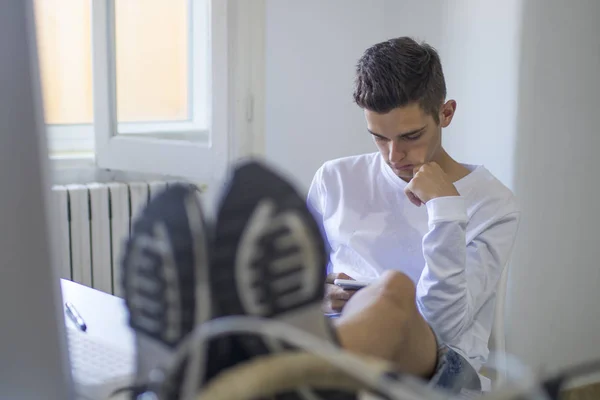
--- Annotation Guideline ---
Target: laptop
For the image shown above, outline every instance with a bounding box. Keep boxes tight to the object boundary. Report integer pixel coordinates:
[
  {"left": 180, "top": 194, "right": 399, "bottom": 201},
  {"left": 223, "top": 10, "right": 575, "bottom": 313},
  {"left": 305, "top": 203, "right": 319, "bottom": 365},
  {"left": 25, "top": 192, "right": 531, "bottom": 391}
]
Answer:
[
  {"left": 62, "top": 279, "right": 135, "bottom": 400},
  {"left": 0, "top": 2, "right": 133, "bottom": 398}
]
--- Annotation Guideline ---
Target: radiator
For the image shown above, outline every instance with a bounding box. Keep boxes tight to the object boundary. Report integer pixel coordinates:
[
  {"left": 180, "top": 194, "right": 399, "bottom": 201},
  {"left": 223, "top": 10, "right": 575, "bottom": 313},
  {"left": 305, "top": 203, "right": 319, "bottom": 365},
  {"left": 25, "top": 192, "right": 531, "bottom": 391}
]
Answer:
[{"left": 51, "top": 181, "right": 184, "bottom": 296}]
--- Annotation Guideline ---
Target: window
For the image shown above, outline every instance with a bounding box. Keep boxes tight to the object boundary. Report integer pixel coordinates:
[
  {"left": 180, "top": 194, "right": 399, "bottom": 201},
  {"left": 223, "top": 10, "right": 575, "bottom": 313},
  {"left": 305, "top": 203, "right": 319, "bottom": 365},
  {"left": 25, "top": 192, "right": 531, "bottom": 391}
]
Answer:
[{"left": 34, "top": 0, "right": 265, "bottom": 184}]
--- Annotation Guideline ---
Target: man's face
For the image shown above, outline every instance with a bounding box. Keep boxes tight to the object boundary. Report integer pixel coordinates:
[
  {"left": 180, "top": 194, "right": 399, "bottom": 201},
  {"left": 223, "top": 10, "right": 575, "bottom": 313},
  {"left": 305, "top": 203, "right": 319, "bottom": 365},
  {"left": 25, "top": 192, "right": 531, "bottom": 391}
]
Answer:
[{"left": 365, "top": 101, "right": 455, "bottom": 182}]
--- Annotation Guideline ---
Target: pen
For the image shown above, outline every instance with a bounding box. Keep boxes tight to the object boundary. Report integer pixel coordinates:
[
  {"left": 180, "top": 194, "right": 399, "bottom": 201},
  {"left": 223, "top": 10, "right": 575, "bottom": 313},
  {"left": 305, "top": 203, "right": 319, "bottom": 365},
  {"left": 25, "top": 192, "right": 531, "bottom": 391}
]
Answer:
[{"left": 65, "top": 302, "right": 87, "bottom": 332}]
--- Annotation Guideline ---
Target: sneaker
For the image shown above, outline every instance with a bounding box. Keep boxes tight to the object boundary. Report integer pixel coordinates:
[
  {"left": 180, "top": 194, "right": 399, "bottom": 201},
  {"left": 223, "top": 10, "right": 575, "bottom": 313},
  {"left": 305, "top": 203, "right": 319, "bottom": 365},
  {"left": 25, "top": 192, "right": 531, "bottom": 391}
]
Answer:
[
  {"left": 121, "top": 184, "right": 245, "bottom": 399},
  {"left": 211, "top": 161, "right": 356, "bottom": 400}
]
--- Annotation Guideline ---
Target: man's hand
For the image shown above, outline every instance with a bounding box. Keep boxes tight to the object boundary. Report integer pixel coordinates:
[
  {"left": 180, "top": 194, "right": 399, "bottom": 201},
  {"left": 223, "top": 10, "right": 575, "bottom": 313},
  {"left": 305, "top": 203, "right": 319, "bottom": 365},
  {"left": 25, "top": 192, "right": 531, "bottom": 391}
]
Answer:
[
  {"left": 404, "top": 162, "right": 460, "bottom": 206},
  {"left": 323, "top": 272, "right": 357, "bottom": 313}
]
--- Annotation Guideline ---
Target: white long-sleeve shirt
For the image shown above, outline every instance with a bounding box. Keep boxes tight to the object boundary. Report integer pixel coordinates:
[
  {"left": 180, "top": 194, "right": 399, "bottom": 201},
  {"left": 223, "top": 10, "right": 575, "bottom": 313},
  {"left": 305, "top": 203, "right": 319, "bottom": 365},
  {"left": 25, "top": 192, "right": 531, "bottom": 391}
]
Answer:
[{"left": 307, "top": 152, "right": 520, "bottom": 374}]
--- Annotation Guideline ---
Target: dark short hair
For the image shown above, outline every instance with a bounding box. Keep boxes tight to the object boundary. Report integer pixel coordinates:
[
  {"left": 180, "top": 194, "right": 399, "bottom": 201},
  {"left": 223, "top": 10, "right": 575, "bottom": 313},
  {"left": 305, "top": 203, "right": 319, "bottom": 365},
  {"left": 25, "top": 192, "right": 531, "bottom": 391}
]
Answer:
[{"left": 353, "top": 37, "right": 446, "bottom": 123}]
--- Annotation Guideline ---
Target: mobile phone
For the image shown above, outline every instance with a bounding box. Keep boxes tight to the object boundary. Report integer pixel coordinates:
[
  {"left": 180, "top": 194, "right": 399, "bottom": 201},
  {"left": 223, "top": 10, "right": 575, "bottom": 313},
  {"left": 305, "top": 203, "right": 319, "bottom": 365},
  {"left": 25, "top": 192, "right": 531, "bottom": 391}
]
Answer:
[{"left": 333, "top": 279, "right": 371, "bottom": 290}]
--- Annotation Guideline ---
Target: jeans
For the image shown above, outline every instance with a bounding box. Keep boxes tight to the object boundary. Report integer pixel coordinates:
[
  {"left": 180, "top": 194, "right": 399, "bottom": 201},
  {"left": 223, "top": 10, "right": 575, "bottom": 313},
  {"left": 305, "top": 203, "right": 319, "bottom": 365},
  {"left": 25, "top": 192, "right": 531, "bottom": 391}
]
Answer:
[{"left": 429, "top": 344, "right": 481, "bottom": 394}]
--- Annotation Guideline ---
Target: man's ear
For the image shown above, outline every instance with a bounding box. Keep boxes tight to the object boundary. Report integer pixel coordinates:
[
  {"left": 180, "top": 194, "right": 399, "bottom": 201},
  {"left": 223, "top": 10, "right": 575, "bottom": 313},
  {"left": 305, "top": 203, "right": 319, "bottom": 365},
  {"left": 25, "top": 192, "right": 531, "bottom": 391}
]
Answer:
[{"left": 439, "top": 100, "right": 457, "bottom": 128}]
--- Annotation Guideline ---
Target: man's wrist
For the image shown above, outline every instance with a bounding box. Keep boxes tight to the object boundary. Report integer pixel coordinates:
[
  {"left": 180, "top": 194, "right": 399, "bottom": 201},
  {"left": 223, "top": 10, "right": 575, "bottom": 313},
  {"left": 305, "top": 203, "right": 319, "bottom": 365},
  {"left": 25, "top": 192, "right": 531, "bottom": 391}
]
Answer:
[{"left": 432, "top": 186, "right": 460, "bottom": 201}]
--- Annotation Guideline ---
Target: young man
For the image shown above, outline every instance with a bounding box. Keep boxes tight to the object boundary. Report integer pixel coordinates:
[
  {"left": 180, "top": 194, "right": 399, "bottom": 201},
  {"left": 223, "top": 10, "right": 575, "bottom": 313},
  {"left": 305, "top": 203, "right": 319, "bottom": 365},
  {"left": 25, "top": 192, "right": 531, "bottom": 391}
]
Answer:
[
  {"left": 121, "top": 162, "right": 483, "bottom": 400},
  {"left": 309, "top": 37, "right": 520, "bottom": 388}
]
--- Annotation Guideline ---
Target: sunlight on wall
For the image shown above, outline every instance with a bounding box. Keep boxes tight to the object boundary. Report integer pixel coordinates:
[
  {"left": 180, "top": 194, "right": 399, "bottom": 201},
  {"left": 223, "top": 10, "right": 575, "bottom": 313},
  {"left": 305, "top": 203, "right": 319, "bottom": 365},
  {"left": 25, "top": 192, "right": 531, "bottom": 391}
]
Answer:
[{"left": 34, "top": 0, "right": 189, "bottom": 125}]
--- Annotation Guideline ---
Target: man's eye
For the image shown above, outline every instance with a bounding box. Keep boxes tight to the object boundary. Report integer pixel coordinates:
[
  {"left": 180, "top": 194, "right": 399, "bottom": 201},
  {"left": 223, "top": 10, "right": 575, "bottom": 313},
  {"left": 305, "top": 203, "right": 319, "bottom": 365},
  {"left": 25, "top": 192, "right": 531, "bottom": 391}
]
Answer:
[
  {"left": 374, "top": 136, "right": 388, "bottom": 142},
  {"left": 404, "top": 133, "right": 423, "bottom": 141}
]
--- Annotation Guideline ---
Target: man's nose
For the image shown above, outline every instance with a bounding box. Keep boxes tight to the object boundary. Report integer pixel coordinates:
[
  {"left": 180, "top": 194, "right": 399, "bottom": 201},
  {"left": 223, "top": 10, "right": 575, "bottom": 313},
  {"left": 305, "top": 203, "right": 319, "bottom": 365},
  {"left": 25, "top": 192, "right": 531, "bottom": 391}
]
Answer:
[{"left": 388, "top": 140, "right": 406, "bottom": 163}]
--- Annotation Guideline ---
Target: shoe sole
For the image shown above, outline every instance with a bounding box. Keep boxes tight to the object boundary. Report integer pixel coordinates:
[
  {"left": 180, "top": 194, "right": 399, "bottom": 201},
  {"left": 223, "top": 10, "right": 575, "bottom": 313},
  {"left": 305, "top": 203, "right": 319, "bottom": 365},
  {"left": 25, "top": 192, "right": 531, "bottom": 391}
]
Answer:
[
  {"left": 122, "top": 184, "right": 220, "bottom": 399},
  {"left": 212, "top": 162, "right": 355, "bottom": 400}
]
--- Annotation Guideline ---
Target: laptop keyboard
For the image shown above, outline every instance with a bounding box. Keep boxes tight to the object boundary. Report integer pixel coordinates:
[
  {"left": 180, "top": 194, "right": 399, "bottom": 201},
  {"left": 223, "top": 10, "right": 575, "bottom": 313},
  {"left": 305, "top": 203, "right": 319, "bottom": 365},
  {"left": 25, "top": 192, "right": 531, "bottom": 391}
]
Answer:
[{"left": 66, "top": 327, "right": 134, "bottom": 390}]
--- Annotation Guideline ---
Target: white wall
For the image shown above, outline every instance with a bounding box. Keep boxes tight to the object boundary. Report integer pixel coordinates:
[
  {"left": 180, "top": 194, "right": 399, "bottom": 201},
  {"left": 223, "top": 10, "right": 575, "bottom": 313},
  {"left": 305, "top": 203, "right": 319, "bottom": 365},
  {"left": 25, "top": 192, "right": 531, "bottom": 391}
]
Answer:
[
  {"left": 505, "top": 0, "right": 600, "bottom": 373},
  {"left": 439, "top": 0, "right": 523, "bottom": 189},
  {"left": 264, "top": 0, "right": 443, "bottom": 190}
]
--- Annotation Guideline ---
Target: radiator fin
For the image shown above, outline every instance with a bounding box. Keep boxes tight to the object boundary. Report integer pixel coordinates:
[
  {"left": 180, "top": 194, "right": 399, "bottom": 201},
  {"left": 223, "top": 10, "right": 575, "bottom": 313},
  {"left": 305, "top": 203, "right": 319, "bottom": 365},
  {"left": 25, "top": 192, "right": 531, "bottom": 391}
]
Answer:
[
  {"left": 65, "top": 184, "right": 93, "bottom": 287},
  {"left": 51, "top": 181, "right": 182, "bottom": 296}
]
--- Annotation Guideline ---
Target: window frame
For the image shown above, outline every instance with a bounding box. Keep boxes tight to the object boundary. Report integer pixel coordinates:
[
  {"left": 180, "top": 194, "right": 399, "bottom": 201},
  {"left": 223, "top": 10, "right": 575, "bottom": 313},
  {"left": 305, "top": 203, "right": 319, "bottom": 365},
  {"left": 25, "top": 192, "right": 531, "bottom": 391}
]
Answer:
[{"left": 48, "top": 0, "right": 265, "bottom": 186}]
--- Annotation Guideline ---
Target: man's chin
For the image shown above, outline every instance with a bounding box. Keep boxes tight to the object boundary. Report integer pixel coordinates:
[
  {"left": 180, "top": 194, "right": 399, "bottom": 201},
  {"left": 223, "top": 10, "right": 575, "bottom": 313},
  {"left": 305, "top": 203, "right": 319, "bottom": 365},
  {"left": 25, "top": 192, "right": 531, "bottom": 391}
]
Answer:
[{"left": 393, "top": 169, "right": 413, "bottom": 181}]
